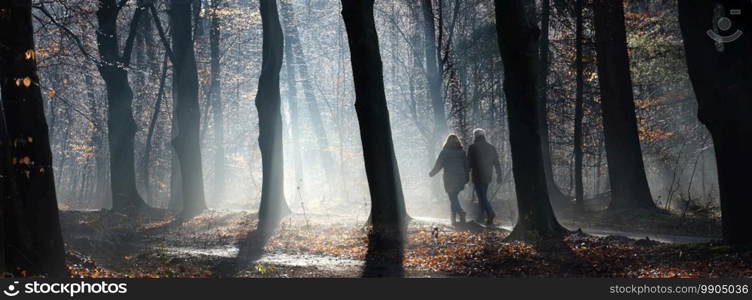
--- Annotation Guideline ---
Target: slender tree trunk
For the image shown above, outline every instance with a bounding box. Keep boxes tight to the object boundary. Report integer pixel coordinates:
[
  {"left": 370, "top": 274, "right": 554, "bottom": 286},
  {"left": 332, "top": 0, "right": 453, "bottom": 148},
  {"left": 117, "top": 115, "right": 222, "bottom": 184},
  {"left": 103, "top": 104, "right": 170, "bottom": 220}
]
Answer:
[
  {"left": 95, "top": 0, "right": 148, "bottom": 213},
  {"left": 143, "top": 54, "right": 169, "bottom": 205},
  {"left": 0, "top": 0, "right": 66, "bottom": 276},
  {"left": 134, "top": 0, "right": 152, "bottom": 87},
  {"left": 573, "top": 0, "right": 585, "bottom": 213},
  {"left": 209, "top": 0, "right": 226, "bottom": 203},
  {"left": 678, "top": 0, "right": 752, "bottom": 244},
  {"left": 279, "top": 1, "right": 335, "bottom": 177},
  {"left": 592, "top": 0, "right": 655, "bottom": 210},
  {"left": 495, "top": 0, "right": 566, "bottom": 240},
  {"left": 280, "top": 1, "right": 303, "bottom": 193},
  {"left": 169, "top": 135, "right": 182, "bottom": 210},
  {"left": 421, "top": 0, "right": 448, "bottom": 145},
  {"left": 536, "top": 0, "right": 569, "bottom": 207},
  {"left": 170, "top": 0, "right": 207, "bottom": 219},
  {"left": 256, "top": 0, "right": 290, "bottom": 232},
  {"left": 421, "top": 0, "right": 446, "bottom": 201}
]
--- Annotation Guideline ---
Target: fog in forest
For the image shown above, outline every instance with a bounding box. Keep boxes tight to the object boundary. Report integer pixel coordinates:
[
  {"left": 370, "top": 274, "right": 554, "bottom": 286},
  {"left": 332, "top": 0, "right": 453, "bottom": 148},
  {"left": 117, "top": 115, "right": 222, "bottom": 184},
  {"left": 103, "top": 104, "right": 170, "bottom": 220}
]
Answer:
[{"left": 36, "top": 0, "right": 717, "bottom": 223}]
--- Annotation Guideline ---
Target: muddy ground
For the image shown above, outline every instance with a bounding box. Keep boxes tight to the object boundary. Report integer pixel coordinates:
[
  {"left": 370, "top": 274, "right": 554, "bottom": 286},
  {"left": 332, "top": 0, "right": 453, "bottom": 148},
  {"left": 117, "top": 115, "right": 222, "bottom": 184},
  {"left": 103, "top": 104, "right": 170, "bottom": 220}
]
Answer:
[{"left": 59, "top": 209, "right": 752, "bottom": 278}]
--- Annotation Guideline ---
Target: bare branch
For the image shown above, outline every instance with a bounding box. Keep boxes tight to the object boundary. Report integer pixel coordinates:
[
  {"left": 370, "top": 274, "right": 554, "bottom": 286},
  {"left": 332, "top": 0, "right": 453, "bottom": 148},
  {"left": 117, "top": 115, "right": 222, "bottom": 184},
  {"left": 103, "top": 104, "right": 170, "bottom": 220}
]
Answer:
[
  {"left": 120, "top": 3, "right": 148, "bottom": 66},
  {"left": 149, "top": 4, "right": 176, "bottom": 64},
  {"left": 32, "top": 4, "right": 99, "bottom": 64}
]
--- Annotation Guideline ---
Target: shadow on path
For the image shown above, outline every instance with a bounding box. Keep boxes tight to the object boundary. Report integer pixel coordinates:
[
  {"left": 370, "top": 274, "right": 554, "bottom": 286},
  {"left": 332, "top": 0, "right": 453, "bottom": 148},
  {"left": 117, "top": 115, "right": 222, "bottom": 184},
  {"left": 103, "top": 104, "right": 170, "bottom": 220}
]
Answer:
[
  {"left": 212, "top": 229, "right": 272, "bottom": 277},
  {"left": 362, "top": 230, "right": 404, "bottom": 277}
]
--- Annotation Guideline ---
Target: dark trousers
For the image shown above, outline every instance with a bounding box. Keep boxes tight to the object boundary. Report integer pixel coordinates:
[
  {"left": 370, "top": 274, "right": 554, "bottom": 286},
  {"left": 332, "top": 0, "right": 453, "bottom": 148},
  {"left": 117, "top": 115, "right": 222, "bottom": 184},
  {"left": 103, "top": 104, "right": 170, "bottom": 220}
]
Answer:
[
  {"left": 474, "top": 183, "right": 495, "bottom": 220},
  {"left": 447, "top": 190, "right": 465, "bottom": 216}
]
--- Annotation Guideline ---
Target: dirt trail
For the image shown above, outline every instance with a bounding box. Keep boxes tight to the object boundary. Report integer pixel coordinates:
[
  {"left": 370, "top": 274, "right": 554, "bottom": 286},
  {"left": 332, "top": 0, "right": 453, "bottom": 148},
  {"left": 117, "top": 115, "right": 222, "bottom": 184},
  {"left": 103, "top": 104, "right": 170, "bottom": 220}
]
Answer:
[
  {"left": 412, "top": 217, "right": 717, "bottom": 244},
  {"left": 61, "top": 210, "right": 747, "bottom": 278},
  {"left": 61, "top": 210, "right": 443, "bottom": 277}
]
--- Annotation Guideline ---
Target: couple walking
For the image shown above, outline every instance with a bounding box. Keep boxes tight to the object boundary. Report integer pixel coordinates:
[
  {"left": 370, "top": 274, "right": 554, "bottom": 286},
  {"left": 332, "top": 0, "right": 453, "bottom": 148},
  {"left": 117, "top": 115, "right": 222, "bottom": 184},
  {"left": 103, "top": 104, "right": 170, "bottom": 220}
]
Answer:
[{"left": 429, "top": 129, "right": 502, "bottom": 226}]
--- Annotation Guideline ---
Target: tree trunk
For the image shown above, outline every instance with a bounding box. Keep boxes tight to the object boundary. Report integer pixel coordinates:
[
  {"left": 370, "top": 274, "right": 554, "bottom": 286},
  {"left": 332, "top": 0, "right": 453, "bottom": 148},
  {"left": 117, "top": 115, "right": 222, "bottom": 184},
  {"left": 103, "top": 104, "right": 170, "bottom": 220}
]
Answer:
[
  {"left": 279, "top": 1, "right": 335, "bottom": 177},
  {"left": 421, "top": 0, "right": 448, "bottom": 146},
  {"left": 95, "top": 0, "right": 148, "bottom": 213},
  {"left": 0, "top": 0, "right": 66, "bottom": 276},
  {"left": 536, "top": 0, "right": 569, "bottom": 208},
  {"left": 341, "top": 0, "right": 407, "bottom": 232},
  {"left": 0, "top": 101, "right": 21, "bottom": 276},
  {"left": 592, "top": 0, "right": 655, "bottom": 210},
  {"left": 421, "top": 0, "right": 447, "bottom": 201},
  {"left": 134, "top": 0, "right": 155, "bottom": 87},
  {"left": 170, "top": 0, "right": 207, "bottom": 219},
  {"left": 143, "top": 54, "right": 168, "bottom": 205},
  {"left": 84, "top": 71, "right": 110, "bottom": 207},
  {"left": 280, "top": 1, "right": 304, "bottom": 193},
  {"left": 256, "top": 0, "right": 290, "bottom": 232},
  {"left": 677, "top": 0, "right": 752, "bottom": 244},
  {"left": 0, "top": 107, "right": 13, "bottom": 273},
  {"left": 573, "top": 0, "right": 585, "bottom": 213},
  {"left": 209, "top": 0, "right": 226, "bottom": 203},
  {"left": 494, "top": 0, "right": 566, "bottom": 240},
  {"left": 342, "top": 0, "right": 406, "bottom": 277}
]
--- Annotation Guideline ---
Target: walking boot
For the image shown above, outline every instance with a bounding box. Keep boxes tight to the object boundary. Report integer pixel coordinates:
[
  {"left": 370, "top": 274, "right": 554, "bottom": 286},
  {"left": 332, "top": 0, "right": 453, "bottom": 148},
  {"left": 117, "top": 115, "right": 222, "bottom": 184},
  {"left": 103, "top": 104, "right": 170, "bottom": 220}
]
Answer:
[
  {"left": 459, "top": 211, "right": 466, "bottom": 224},
  {"left": 485, "top": 213, "right": 495, "bottom": 226}
]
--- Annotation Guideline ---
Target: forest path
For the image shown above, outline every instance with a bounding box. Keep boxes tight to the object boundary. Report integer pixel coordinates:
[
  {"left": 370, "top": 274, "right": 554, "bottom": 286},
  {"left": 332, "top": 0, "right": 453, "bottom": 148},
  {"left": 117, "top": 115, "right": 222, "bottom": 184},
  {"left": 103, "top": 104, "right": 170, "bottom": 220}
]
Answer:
[
  {"left": 164, "top": 245, "right": 366, "bottom": 276},
  {"left": 411, "top": 216, "right": 716, "bottom": 244},
  {"left": 62, "top": 210, "right": 746, "bottom": 278},
  {"left": 62, "top": 210, "right": 452, "bottom": 277}
]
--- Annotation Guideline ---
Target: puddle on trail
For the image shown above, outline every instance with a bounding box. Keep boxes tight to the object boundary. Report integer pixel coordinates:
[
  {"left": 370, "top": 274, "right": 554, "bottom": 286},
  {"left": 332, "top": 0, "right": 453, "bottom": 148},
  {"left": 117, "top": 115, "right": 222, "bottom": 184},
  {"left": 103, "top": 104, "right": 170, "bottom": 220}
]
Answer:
[
  {"left": 257, "top": 253, "right": 363, "bottom": 270},
  {"left": 165, "top": 246, "right": 363, "bottom": 271},
  {"left": 165, "top": 246, "right": 239, "bottom": 258}
]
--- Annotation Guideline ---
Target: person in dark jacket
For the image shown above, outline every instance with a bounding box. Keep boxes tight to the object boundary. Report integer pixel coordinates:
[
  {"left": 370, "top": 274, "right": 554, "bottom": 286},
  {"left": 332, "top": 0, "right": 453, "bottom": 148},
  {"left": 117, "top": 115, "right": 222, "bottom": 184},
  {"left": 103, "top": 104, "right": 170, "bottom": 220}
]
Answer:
[
  {"left": 467, "top": 128, "right": 502, "bottom": 225},
  {"left": 429, "top": 134, "right": 469, "bottom": 225}
]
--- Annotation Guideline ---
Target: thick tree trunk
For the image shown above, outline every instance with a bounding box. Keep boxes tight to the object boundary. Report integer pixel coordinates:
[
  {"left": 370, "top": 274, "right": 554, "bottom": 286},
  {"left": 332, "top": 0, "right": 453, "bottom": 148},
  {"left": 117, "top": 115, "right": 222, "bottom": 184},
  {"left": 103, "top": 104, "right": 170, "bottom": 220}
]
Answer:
[
  {"left": 209, "top": 0, "right": 226, "bottom": 203},
  {"left": 342, "top": 0, "right": 406, "bottom": 277},
  {"left": 256, "top": 0, "right": 290, "bottom": 232},
  {"left": 0, "top": 104, "right": 23, "bottom": 276},
  {"left": 494, "top": 0, "right": 566, "bottom": 240},
  {"left": 0, "top": 113, "right": 10, "bottom": 273},
  {"left": 341, "top": 0, "right": 407, "bottom": 232},
  {"left": 573, "top": 0, "right": 585, "bottom": 212},
  {"left": 421, "top": 0, "right": 448, "bottom": 145},
  {"left": 678, "top": 0, "right": 752, "bottom": 244},
  {"left": 0, "top": 0, "right": 66, "bottom": 276},
  {"left": 95, "top": 0, "right": 148, "bottom": 213},
  {"left": 592, "top": 0, "right": 655, "bottom": 210},
  {"left": 170, "top": 0, "right": 207, "bottom": 219}
]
